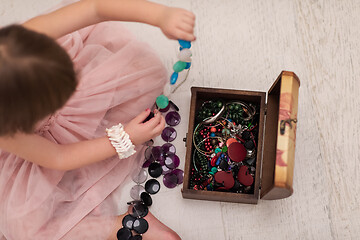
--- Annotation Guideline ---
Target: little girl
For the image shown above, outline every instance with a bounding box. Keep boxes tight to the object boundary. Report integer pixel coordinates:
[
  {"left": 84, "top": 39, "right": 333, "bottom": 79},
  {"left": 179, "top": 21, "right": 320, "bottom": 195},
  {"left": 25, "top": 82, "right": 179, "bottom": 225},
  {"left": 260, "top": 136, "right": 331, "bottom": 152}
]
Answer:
[{"left": 0, "top": 0, "right": 195, "bottom": 239}]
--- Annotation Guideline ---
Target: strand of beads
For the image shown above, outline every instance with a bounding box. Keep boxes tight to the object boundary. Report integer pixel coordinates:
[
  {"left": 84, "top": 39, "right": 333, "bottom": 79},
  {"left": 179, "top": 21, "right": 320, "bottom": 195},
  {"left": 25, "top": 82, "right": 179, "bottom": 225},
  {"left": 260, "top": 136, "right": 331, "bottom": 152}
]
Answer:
[
  {"left": 170, "top": 40, "right": 192, "bottom": 85},
  {"left": 162, "top": 40, "right": 192, "bottom": 96},
  {"left": 117, "top": 40, "right": 192, "bottom": 240},
  {"left": 117, "top": 164, "right": 159, "bottom": 240},
  {"left": 142, "top": 99, "right": 184, "bottom": 189},
  {"left": 118, "top": 100, "right": 184, "bottom": 240}
]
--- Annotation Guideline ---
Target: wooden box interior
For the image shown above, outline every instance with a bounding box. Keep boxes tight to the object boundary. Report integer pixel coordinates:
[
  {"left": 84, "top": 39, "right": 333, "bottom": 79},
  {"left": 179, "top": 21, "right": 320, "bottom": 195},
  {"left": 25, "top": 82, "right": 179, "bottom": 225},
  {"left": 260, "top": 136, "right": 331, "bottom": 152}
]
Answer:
[{"left": 182, "top": 87, "right": 266, "bottom": 204}]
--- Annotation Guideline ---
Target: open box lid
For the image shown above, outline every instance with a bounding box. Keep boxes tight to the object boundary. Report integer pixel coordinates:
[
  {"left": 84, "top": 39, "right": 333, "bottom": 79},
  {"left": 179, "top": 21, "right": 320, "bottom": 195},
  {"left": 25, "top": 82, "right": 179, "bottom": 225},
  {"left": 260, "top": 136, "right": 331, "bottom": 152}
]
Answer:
[{"left": 260, "top": 71, "right": 300, "bottom": 200}]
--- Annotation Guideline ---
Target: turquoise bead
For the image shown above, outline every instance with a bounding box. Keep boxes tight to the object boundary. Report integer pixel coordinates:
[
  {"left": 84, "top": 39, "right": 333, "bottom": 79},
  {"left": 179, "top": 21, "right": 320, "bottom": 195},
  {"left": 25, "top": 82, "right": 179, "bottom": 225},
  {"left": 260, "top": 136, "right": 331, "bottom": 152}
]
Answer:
[
  {"left": 173, "top": 61, "right": 187, "bottom": 72},
  {"left": 210, "top": 133, "right": 215, "bottom": 137},
  {"left": 211, "top": 167, "right": 218, "bottom": 173},
  {"left": 185, "top": 62, "right": 191, "bottom": 69},
  {"left": 170, "top": 72, "right": 178, "bottom": 85},
  {"left": 215, "top": 148, "right": 221, "bottom": 154},
  {"left": 178, "top": 40, "right": 191, "bottom": 48},
  {"left": 156, "top": 95, "right": 169, "bottom": 109}
]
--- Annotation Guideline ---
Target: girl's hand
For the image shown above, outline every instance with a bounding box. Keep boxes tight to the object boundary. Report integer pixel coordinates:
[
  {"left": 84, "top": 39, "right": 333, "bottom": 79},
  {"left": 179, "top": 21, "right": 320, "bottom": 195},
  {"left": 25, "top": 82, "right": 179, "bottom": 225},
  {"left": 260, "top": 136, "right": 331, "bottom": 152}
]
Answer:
[
  {"left": 158, "top": 7, "right": 196, "bottom": 41},
  {"left": 124, "top": 109, "right": 165, "bottom": 146}
]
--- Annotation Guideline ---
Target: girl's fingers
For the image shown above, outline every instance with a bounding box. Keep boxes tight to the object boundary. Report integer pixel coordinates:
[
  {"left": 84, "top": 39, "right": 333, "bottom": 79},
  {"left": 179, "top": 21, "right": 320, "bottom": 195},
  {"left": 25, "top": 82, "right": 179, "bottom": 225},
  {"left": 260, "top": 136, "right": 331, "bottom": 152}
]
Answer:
[
  {"left": 144, "top": 110, "right": 162, "bottom": 128},
  {"left": 152, "top": 115, "right": 166, "bottom": 136},
  {"left": 184, "top": 11, "right": 196, "bottom": 20},
  {"left": 178, "top": 23, "right": 194, "bottom": 34},
  {"left": 182, "top": 18, "right": 195, "bottom": 27},
  {"left": 135, "top": 109, "right": 152, "bottom": 123},
  {"left": 179, "top": 9, "right": 195, "bottom": 20},
  {"left": 175, "top": 28, "right": 196, "bottom": 41}
]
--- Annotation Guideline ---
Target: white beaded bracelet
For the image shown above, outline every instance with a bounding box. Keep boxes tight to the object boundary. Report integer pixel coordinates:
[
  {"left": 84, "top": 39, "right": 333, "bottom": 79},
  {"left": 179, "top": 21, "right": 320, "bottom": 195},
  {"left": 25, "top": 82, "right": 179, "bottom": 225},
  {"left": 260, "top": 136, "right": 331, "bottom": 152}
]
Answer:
[{"left": 106, "top": 123, "right": 136, "bottom": 159}]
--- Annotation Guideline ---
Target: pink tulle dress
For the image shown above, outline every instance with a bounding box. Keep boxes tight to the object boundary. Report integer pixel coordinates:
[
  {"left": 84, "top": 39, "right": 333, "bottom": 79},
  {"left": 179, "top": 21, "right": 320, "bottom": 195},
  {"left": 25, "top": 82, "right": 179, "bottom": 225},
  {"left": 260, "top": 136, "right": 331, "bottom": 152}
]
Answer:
[{"left": 0, "top": 22, "right": 167, "bottom": 240}]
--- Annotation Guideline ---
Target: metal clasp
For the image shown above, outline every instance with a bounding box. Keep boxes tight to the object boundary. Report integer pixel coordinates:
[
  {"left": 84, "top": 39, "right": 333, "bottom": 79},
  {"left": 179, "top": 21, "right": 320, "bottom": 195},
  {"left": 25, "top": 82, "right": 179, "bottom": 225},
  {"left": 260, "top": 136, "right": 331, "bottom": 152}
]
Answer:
[{"left": 280, "top": 118, "right": 297, "bottom": 135}]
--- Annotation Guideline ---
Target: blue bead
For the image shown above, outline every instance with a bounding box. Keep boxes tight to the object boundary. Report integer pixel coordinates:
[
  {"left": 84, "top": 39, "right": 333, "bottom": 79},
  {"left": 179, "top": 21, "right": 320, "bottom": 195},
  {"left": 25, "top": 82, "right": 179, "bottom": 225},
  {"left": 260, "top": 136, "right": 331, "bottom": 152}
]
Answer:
[
  {"left": 215, "top": 157, "right": 221, "bottom": 166},
  {"left": 170, "top": 72, "right": 178, "bottom": 85},
  {"left": 178, "top": 40, "right": 191, "bottom": 49},
  {"left": 210, "top": 133, "right": 216, "bottom": 137},
  {"left": 185, "top": 62, "right": 191, "bottom": 69}
]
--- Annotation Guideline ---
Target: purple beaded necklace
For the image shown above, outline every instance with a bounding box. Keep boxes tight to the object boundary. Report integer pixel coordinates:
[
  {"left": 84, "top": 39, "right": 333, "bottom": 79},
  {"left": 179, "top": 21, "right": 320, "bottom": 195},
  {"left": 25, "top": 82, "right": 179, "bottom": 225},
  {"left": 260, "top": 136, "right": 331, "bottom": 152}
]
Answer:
[{"left": 116, "top": 40, "right": 192, "bottom": 240}]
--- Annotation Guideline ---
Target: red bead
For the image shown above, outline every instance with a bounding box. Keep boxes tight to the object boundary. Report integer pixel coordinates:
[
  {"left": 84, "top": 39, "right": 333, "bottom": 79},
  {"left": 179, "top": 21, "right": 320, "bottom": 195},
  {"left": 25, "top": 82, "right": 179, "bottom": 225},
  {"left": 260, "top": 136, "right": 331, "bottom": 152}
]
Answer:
[{"left": 210, "top": 127, "right": 217, "bottom": 133}]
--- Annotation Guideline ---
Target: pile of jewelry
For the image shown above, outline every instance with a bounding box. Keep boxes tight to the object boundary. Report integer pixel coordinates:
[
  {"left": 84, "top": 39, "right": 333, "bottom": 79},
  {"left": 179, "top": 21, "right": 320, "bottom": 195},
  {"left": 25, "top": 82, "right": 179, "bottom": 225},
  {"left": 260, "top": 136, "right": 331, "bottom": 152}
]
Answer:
[{"left": 190, "top": 99, "right": 259, "bottom": 194}]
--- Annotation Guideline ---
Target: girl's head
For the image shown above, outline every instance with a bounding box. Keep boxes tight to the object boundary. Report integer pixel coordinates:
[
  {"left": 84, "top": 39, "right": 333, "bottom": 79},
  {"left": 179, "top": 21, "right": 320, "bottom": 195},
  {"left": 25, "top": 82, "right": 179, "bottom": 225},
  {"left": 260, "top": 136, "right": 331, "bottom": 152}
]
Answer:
[{"left": 0, "top": 25, "right": 77, "bottom": 136}]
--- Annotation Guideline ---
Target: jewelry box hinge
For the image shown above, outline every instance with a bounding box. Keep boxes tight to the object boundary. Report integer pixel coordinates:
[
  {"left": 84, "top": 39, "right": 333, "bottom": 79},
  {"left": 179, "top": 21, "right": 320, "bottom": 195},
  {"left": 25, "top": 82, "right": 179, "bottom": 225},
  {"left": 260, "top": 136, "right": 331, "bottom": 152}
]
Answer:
[
  {"left": 183, "top": 133, "right": 187, "bottom": 147},
  {"left": 259, "top": 179, "right": 262, "bottom": 190}
]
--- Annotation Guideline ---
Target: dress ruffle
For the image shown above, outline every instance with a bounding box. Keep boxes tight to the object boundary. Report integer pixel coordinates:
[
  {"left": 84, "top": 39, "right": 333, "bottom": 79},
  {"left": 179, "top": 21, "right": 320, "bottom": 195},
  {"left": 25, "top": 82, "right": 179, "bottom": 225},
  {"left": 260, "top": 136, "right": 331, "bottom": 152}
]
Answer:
[{"left": 0, "top": 21, "right": 167, "bottom": 239}]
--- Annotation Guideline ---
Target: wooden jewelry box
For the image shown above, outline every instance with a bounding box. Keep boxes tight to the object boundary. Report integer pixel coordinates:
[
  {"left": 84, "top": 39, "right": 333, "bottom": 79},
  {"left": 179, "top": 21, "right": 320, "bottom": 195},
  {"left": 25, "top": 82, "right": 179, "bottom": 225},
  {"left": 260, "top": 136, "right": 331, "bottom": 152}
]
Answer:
[{"left": 182, "top": 71, "right": 300, "bottom": 204}]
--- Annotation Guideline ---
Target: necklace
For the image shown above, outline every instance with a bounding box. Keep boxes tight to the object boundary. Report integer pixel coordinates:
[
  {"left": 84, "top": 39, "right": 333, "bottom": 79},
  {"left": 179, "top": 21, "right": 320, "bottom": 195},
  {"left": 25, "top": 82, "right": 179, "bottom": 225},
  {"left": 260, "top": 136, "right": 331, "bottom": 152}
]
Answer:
[{"left": 116, "top": 40, "right": 192, "bottom": 240}]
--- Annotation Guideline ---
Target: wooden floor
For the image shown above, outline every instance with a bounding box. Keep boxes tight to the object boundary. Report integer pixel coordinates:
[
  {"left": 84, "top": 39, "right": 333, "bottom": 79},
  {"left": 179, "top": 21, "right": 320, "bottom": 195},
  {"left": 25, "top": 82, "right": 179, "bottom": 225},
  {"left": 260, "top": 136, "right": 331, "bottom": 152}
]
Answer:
[{"left": 1, "top": 0, "right": 359, "bottom": 239}]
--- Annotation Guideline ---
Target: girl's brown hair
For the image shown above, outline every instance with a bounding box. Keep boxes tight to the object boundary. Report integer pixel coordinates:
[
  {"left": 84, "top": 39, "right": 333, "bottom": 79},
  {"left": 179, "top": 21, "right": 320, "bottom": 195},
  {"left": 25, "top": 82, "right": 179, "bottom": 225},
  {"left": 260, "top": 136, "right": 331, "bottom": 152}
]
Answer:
[{"left": 0, "top": 25, "right": 77, "bottom": 136}]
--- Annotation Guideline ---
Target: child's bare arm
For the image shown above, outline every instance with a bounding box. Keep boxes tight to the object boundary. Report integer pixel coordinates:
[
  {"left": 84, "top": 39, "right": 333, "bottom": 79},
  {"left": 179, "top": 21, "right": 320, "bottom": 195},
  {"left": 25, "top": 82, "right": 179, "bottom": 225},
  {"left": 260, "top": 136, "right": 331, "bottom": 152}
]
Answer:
[
  {"left": 0, "top": 109, "right": 164, "bottom": 171},
  {"left": 23, "top": 0, "right": 99, "bottom": 39},
  {"left": 0, "top": 133, "right": 116, "bottom": 170},
  {"left": 23, "top": 0, "right": 195, "bottom": 41}
]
